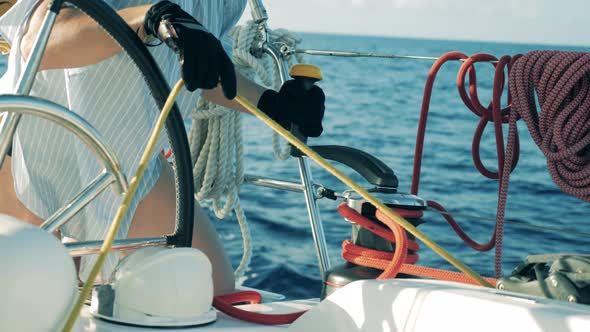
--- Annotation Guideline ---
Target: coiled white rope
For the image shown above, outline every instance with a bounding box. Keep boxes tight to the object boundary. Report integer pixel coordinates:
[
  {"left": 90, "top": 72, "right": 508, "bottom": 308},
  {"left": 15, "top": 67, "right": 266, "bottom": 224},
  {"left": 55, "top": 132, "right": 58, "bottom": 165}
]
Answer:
[
  {"left": 188, "top": 21, "right": 305, "bottom": 281},
  {"left": 232, "top": 22, "right": 306, "bottom": 160}
]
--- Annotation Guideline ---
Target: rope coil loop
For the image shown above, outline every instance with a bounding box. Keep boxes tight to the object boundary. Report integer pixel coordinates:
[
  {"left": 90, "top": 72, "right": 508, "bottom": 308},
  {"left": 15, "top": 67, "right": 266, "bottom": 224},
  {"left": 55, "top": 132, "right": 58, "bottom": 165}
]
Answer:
[
  {"left": 337, "top": 203, "right": 497, "bottom": 286},
  {"left": 456, "top": 53, "right": 521, "bottom": 180},
  {"left": 412, "top": 52, "right": 523, "bottom": 277}
]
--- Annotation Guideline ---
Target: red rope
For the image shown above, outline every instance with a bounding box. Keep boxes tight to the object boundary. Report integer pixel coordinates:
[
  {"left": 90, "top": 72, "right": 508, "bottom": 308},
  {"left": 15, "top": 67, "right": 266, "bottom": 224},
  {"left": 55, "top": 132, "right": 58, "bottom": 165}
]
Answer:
[
  {"left": 339, "top": 203, "right": 496, "bottom": 285},
  {"left": 162, "top": 148, "right": 172, "bottom": 159},
  {"left": 412, "top": 52, "right": 468, "bottom": 195},
  {"left": 338, "top": 203, "right": 421, "bottom": 252},
  {"left": 426, "top": 200, "right": 495, "bottom": 251},
  {"left": 213, "top": 291, "right": 305, "bottom": 325},
  {"left": 212, "top": 51, "right": 590, "bottom": 325},
  {"left": 338, "top": 203, "right": 418, "bottom": 279},
  {"left": 410, "top": 52, "right": 524, "bottom": 277},
  {"left": 409, "top": 50, "right": 590, "bottom": 277},
  {"left": 338, "top": 203, "right": 411, "bottom": 279}
]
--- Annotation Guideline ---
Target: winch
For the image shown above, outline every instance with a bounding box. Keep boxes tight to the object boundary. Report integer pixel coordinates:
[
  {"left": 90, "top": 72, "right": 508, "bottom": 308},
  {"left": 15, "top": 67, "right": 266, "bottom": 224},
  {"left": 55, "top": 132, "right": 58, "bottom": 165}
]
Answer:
[{"left": 322, "top": 185, "right": 427, "bottom": 299}]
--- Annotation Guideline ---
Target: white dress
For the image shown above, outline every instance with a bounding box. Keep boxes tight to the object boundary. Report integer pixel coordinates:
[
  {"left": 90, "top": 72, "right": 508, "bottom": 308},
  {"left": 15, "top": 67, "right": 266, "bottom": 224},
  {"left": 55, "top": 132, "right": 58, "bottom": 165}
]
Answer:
[{"left": 0, "top": 0, "right": 246, "bottom": 280}]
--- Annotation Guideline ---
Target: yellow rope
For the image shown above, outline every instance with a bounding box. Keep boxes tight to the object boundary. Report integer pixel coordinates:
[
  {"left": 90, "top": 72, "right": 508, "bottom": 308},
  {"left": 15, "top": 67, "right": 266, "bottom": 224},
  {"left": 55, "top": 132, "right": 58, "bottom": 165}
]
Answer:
[
  {"left": 1, "top": 0, "right": 490, "bottom": 292},
  {"left": 62, "top": 76, "right": 492, "bottom": 330},
  {"left": 62, "top": 80, "right": 185, "bottom": 332},
  {"left": 232, "top": 94, "right": 494, "bottom": 288}
]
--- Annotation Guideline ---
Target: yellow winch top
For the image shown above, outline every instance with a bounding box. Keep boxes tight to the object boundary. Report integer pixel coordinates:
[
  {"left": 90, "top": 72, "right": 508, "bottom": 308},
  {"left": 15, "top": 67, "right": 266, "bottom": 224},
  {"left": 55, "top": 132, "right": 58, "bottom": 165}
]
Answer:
[{"left": 289, "top": 64, "right": 323, "bottom": 81}]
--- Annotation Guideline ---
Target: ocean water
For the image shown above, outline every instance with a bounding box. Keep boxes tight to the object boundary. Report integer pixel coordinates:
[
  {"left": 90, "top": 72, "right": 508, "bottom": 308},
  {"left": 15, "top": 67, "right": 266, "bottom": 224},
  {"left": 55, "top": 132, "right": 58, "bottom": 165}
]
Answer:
[
  {"left": 228, "top": 34, "right": 590, "bottom": 299},
  {"left": 2, "top": 33, "right": 590, "bottom": 300}
]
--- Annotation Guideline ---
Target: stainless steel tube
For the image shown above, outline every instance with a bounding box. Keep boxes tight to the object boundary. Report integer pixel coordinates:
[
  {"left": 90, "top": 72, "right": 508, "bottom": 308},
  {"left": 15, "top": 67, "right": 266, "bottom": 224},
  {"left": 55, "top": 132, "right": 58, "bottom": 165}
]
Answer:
[
  {"left": 41, "top": 172, "right": 116, "bottom": 233},
  {"left": 298, "top": 158, "right": 331, "bottom": 277},
  {"left": 263, "top": 44, "right": 289, "bottom": 83},
  {"left": 66, "top": 237, "right": 167, "bottom": 256},
  {"left": 248, "top": 0, "right": 269, "bottom": 23},
  {"left": 263, "top": 42, "right": 332, "bottom": 279},
  {"left": 0, "top": 1, "right": 62, "bottom": 167},
  {"left": 244, "top": 174, "right": 304, "bottom": 193}
]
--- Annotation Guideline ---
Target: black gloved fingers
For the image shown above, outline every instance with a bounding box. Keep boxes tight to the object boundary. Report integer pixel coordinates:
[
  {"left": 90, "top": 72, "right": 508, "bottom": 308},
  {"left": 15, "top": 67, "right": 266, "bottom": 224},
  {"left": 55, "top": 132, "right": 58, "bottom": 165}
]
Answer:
[
  {"left": 292, "top": 85, "right": 325, "bottom": 137},
  {"left": 301, "top": 125, "right": 323, "bottom": 138},
  {"left": 257, "top": 79, "right": 326, "bottom": 137},
  {"left": 144, "top": 0, "right": 179, "bottom": 37},
  {"left": 310, "top": 85, "right": 326, "bottom": 104},
  {"left": 279, "top": 79, "right": 307, "bottom": 98},
  {"left": 180, "top": 55, "right": 196, "bottom": 91},
  {"left": 217, "top": 45, "right": 237, "bottom": 99},
  {"left": 146, "top": 1, "right": 237, "bottom": 95},
  {"left": 202, "top": 46, "right": 220, "bottom": 90},
  {"left": 181, "top": 46, "right": 201, "bottom": 92},
  {"left": 257, "top": 90, "right": 290, "bottom": 128}
]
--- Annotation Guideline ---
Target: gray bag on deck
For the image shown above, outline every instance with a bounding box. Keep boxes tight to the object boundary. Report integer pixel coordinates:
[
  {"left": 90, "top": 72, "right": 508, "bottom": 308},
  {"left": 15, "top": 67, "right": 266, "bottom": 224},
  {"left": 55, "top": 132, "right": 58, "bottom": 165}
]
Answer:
[{"left": 497, "top": 254, "right": 590, "bottom": 305}]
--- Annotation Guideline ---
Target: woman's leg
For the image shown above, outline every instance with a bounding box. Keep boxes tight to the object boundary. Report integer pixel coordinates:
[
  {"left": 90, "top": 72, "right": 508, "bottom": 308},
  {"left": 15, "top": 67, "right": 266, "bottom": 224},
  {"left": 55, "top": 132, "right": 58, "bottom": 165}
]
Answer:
[
  {"left": 1, "top": 154, "right": 235, "bottom": 294},
  {"left": 129, "top": 157, "right": 235, "bottom": 295},
  {"left": 0, "top": 156, "right": 44, "bottom": 226}
]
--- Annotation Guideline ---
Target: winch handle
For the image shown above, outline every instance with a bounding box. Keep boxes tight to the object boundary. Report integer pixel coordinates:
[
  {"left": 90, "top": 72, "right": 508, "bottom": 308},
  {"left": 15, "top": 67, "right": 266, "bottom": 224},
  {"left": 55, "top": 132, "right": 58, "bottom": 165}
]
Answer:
[{"left": 289, "top": 64, "right": 323, "bottom": 157}]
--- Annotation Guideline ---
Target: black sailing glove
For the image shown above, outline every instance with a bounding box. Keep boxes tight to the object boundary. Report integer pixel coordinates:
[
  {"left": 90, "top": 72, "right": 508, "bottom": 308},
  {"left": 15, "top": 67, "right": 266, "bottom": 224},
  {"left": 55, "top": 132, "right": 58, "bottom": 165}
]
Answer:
[
  {"left": 257, "top": 80, "right": 325, "bottom": 137},
  {"left": 144, "top": 1, "right": 236, "bottom": 98}
]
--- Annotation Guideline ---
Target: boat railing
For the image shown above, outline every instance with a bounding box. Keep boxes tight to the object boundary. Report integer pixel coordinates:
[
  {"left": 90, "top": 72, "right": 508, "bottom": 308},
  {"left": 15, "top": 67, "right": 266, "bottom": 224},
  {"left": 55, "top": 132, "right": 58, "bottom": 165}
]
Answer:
[{"left": 246, "top": 0, "right": 332, "bottom": 280}]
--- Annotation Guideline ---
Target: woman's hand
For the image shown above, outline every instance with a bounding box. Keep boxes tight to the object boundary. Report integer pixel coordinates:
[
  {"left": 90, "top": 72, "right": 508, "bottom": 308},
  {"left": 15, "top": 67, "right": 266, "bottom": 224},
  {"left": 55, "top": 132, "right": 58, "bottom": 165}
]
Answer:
[{"left": 144, "top": 1, "right": 236, "bottom": 98}]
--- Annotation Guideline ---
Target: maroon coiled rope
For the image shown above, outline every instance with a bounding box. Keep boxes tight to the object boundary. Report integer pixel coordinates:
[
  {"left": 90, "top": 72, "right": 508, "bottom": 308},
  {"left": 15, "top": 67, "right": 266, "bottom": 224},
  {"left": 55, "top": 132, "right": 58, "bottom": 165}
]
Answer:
[{"left": 509, "top": 51, "right": 590, "bottom": 203}]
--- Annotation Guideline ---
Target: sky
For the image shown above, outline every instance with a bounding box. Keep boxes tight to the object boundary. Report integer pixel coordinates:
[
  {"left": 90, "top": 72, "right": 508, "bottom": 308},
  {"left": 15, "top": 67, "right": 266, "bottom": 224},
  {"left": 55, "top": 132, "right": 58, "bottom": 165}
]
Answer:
[{"left": 239, "top": 0, "right": 590, "bottom": 47}]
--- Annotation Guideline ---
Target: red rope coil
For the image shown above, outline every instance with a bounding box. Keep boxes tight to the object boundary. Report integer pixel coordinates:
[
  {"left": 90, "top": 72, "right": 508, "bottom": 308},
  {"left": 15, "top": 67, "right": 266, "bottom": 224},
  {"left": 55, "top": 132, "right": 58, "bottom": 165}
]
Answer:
[{"left": 338, "top": 203, "right": 496, "bottom": 285}]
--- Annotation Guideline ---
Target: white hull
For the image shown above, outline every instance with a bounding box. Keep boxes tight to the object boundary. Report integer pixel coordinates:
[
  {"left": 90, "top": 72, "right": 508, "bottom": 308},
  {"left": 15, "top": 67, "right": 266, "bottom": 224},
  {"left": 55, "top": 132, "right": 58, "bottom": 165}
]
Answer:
[{"left": 80, "top": 279, "right": 590, "bottom": 332}]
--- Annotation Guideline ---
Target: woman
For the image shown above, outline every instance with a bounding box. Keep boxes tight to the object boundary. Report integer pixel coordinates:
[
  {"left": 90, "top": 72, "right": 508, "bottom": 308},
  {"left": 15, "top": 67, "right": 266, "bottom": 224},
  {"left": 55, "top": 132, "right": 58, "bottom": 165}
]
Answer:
[{"left": 0, "top": 0, "right": 324, "bottom": 295}]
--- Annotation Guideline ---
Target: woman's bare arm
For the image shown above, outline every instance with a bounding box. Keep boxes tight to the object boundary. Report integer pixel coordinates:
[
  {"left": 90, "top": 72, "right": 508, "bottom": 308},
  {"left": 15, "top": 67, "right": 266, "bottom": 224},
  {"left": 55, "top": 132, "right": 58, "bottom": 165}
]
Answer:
[
  {"left": 202, "top": 73, "right": 267, "bottom": 112},
  {"left": 20, "top": 1, "right": 152, "bottom": 70},
  {"left": 20, "top": 1, "right": 268, "bottom": 107}
]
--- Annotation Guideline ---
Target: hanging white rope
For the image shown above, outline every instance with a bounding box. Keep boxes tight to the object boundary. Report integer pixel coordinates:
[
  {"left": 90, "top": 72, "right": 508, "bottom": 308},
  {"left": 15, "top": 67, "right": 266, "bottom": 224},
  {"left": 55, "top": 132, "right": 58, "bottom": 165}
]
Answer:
[
  {"left": 188, "top": 21, "right": 305, "bottom": 281},
  {"left": 231, "top": 22, "right": 306, "bottom": 160}
]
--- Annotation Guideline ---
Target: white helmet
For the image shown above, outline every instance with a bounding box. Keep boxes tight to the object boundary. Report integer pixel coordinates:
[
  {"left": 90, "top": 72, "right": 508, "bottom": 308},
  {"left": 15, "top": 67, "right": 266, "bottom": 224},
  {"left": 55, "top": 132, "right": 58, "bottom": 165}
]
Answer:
[
  {"left": 0, "top": 214, "right": 78, "bottom": 332},
  {"left": 90, "top": 246, "right": 217, "bottom": 327}
]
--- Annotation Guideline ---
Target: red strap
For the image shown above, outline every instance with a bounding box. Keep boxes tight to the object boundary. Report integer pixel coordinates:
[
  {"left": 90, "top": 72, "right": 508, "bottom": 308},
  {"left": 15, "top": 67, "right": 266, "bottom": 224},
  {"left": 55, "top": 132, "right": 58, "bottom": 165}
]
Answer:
[
  {"left": 162, "top": 148, "right": 172, "bottom": 159},
  {"left": 213, "top": 291, "right": 305, "bottom": 325}
]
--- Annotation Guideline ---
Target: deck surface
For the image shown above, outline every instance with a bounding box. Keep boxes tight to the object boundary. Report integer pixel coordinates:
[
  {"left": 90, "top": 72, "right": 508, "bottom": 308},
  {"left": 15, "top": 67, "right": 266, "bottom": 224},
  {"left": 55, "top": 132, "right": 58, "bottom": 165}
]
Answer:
[{"left": 79, "top": 299, "right": 317, "bottom": 331}]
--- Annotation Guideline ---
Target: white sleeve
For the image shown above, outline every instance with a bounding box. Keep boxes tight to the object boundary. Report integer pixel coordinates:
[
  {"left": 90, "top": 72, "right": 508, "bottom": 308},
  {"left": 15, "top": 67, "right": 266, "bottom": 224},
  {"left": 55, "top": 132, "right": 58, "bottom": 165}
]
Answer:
[
  {"left": 219, "top": 0, "right": 247, "bottom": 57},
  {"left": 184, "top": 0, "right": 246, "bottom": 56},
  {"left": 0, "top": 0, "right": 40, "bottom": 46}
]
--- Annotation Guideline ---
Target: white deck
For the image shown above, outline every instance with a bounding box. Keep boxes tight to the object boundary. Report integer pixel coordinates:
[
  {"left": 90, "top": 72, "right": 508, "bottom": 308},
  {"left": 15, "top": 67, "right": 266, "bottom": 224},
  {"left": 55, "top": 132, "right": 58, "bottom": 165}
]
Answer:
[
  {"left": 78, "top": 279, "right": 590, "bottom": 332},
  {"left": 79, "top": 299, "right": 317, "bottom": 332}
]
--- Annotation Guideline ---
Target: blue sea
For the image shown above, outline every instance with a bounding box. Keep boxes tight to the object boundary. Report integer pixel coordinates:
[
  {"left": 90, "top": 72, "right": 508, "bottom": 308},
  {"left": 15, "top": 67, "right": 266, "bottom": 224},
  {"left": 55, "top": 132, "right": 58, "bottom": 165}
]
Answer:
[
  {"left": 227, "top": 34, "right": 590, "bottom": 299},
  {"left": 3, "top": 33, "right": 590, "bottom": 300}
]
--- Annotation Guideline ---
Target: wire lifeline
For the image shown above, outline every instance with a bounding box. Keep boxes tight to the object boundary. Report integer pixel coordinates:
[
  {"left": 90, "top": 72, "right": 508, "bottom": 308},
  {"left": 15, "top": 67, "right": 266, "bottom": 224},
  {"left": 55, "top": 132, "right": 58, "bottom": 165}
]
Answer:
[
  {"left": 62, "top": 79, "right": 186, "bottom": 332},
  {"left": 232, "top": 94, "right": 494, "bottom": 289}
]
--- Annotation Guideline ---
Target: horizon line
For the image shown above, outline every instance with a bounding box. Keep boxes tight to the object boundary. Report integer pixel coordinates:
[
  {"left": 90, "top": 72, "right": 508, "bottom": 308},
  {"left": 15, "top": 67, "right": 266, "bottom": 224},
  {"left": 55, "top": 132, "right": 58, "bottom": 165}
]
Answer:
[{"left": 289, "top": 30, "right": 590, "bottom": 49}]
